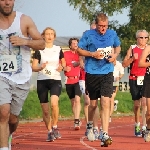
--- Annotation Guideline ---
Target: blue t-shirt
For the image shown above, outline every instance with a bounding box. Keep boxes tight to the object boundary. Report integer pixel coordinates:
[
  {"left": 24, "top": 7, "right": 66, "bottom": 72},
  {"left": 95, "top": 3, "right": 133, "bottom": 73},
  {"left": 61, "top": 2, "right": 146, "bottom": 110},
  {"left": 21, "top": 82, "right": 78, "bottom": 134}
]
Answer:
[{"left": 78, "top": 29, "right": 121, "bottom": 74}]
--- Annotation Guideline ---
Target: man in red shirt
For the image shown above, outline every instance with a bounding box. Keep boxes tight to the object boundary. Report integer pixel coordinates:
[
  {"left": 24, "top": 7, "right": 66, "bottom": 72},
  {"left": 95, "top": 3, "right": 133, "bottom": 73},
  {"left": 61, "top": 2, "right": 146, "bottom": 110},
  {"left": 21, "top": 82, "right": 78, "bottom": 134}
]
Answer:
[
  {"left": 122, "top": 30, "right": 148, "bottom": 137},
  {"left": 63, "top": 38, "right": 82, "bottom": 130}
]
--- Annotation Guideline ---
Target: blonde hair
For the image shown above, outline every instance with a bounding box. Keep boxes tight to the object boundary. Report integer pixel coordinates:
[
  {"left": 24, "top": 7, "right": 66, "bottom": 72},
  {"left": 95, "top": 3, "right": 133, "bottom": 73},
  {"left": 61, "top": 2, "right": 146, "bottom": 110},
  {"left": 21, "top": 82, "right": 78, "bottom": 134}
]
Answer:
[{"left": 41, "top": 27, "right": 56, "bottom": 38}]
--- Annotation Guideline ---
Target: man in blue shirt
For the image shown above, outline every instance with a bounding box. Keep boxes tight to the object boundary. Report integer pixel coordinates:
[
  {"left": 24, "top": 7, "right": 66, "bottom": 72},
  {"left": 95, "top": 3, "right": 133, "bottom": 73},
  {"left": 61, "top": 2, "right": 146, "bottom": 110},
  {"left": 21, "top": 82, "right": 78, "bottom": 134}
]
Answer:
[{"left": 77, "top": 12, "right": 121, "bottom": 147}]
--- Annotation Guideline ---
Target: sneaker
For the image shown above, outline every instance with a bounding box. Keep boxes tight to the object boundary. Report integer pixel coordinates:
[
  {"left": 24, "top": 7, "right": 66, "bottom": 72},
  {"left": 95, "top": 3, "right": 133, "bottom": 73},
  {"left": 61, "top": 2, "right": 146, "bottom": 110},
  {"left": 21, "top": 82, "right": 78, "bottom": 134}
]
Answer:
[
  {"left": 99, "top": 128, "right": 103, "bottom": 140},
  {"left": 135, "top": 123, "right": 141, "bottom": 137},
  {"left": 53, "top": 128, "right": 61, "bottom": 139},
  {"left": 85, "top": 129, "right": 88, "bottom": 136},
  {"left": 93, "top": 128, "right": 99, "bottom": 140},
  {"left": 87, "top": 128, "right": 95, "bottom": 142},
  {"left": 74, "top": 120, "right": 82, "bottom": 130},
  {"left": 46, "top": 132, "right": 55, "bottom": 142},
  {"left": 142, "top": 126, "right": 146, "bottom": 138},
  {"left": 114, "top": 100, "right": 118, "bottom": 111},
  {"left": 144, "top": 130, "right": 150, "bottom": 142},
  {"left": 101, "top": 132, "right": 112, "bottom": 147},
  {"left": 8, "top": 134, "right": 12, "bottom": 150}
]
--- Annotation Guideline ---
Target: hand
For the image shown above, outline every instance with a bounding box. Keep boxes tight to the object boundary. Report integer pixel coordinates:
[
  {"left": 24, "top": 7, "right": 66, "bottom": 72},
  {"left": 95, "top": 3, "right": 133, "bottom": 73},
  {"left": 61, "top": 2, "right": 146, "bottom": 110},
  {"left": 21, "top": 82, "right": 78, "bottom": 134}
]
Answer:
[
  {"left": 115, "top": 77, "right": 120, "bottom": 81},
  {"left": 80, "top": 62, "right": 84, "bottom": 69},
  {"left": 56, "top": 64, "right": 63, "bottom": 72},
  {"left": 41, "top": 61, "right": 48, "bottom": 70},
  {"left": 72, "top": 61, "right": 80, "bottom": 67},
  {"left": 107, "top": 53, "right": 117, "bottom": 62},
  {"left": 9, "top": 36, "right": 27, "bottom": 46},
  {"left": 92, "top": 50, "right": 104, "bottom": 59},
  {"left": 64, "top": 66, "right": 71, "bottom": 72}
]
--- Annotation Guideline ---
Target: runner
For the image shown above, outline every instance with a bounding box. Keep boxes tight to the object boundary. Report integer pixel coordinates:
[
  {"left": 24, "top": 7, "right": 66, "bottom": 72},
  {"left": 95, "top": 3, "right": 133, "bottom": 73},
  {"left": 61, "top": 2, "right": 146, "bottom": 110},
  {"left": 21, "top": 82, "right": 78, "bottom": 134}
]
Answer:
[
  {"left": 0, "top": 0, "right": 45, "bottom": 150},
  {"left": 63, "top": 38, "right": 82, "bottom": 130},
  {"left": 77, "top": 12, "right": 121, "bottom": 147},
  {"left": 32, "top": 27, "right": 65, "bottom": 142},
  {"left": 122, "top": 30, "right": 148, "bottom": 137},
  {"left": 139, "top": 42, "right": 150, "bottom": 142}
]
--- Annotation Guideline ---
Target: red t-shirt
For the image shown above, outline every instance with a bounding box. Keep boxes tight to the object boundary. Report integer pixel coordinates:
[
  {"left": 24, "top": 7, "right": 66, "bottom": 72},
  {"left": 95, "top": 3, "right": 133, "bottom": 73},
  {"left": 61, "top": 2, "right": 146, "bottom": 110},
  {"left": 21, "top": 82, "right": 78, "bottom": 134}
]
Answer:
[
  {"left": 79, "top": 68, "right": 86, "bottom": 80},
  {"left": 129, "top": 46, "right": 146, "bottom": 80},
  {"left": 64, "top": 50, "right": 80, "bottom": 84}
]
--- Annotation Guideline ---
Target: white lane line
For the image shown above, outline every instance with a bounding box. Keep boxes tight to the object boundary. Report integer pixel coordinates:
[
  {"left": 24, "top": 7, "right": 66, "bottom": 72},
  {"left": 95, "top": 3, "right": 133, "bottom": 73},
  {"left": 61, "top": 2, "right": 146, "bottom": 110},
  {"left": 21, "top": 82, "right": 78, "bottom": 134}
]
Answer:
[{"left": 80, "top": 124, "right": 134, "bottom": 150}]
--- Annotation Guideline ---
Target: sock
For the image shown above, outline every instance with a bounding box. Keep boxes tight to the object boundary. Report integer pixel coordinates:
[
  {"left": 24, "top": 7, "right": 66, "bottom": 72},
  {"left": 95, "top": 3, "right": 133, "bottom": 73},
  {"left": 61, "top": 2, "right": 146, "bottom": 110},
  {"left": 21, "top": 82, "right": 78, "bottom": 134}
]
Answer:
[
  {"left": 74, "top": 119, "right": 79, "bottom": 123},
  {"left": 48, "top": 129, "right": 52, "bottom": 133},
  {"left": 0, "top": 148, "right": 9, "bottom": 150},
  {"left": 86, "top": 121, "right": 93, "bottom": 129},
  {"left": 53, "top": 125, "right": 57, "bottom": 129},
  {"left": 135, "top": 122, "right": 140, "bottom": 126},
  {"left": 93, "top": 126, "right": 98, "bottom": 130}
]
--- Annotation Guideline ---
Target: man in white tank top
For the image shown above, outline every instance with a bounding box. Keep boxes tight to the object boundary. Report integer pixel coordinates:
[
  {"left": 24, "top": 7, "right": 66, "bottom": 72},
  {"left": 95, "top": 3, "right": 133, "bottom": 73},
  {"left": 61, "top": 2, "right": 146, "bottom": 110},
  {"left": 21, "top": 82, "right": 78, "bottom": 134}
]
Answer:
[{"left": 0, "top": 1, "right": 45, "bottom": 150}]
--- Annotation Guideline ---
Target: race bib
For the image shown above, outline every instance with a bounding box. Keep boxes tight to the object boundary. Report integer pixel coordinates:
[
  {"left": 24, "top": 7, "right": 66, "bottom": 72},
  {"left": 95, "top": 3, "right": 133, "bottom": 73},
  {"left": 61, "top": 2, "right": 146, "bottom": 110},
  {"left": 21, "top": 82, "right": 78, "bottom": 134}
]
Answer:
[
  {"left": 97, "top": 46, "right": 112, "bottom": 59},
  {"left": 137, "top": 76, "right": 144, "bottom": 85},
  {"left": 43, "top": 66, "right": 56, "bottom": 77},
  {"left": 0, "top": 55, "right": 18, "bottom": 72}
]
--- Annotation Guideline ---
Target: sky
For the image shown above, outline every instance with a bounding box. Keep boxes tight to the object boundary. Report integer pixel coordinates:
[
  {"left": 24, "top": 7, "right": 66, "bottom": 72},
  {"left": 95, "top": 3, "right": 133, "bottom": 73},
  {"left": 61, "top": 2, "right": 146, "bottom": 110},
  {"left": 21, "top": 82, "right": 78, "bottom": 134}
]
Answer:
[{"left": 14, "top": 0, "right": 129, "bottom": 37}]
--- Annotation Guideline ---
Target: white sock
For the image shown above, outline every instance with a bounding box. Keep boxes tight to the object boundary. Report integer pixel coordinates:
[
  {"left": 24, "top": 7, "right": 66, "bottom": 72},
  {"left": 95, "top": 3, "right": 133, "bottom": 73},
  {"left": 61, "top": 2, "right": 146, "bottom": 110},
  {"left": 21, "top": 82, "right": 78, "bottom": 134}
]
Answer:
[
  {"left": 0, "top": 147, "right": 9, "bottom": 150},
  {"left": 53, "top": 125, "right": 57, "bottom": 129},
  {"left": 48, "top": 129, "right": 52, "bottom": 133},
  {"left": 93, "top": 126, "right": 98, "bottom": 130},
  {"left": 135, "top": 122, "right": 140, "bottom": 126}
]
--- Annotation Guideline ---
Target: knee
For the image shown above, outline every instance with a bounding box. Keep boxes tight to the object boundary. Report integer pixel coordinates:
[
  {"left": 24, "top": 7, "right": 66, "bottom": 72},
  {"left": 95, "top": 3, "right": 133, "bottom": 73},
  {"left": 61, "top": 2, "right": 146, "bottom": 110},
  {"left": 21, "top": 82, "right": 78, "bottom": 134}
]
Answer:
[
  {"left": 0, "top": 108, "right": 10, "bottom": 122},
  {"left": 9, "top": 114, "right": 18, "bottom": 125},
  {"left": 89, "top": 104, "right": 97, "bottom": 110},
  {"left": 43, "top": 110, "right": 50, "bottom": 118}
]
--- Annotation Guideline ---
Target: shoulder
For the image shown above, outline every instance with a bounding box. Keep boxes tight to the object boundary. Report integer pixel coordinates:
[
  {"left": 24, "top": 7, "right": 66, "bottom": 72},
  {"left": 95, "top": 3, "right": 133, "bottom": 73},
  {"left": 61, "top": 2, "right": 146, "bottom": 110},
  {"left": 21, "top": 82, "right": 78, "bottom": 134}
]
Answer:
[
  {"left": 106, "top": 29, "right": 117, "bottom": 36},
  {"left": 131, "top": 44, "right": 137, "bottom": 49},
  {"left": 53, "top": 45, "right": 61, "bottom": 51}
]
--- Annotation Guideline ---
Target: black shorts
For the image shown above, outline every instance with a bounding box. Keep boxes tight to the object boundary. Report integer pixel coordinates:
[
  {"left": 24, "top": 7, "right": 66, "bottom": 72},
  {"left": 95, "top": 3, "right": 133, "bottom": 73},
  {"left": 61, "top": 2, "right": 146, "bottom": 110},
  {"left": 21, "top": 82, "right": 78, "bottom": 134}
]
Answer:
[
  {"left": 113, "top": 86, "right": 117, "bottom": 93},
  {"left": 85, "top": 72, "right": 113, "bottom": 100},
  {"left": 129, "top": 79, "right": 142, "bottom": 100},
  {"left": 65, "top": 82, "right": 82, "bottom": 99},
  {"left": 37, "top": 79, "right": 62, "bottom": 103},
  {"left": 142, "top": 75, "right": 150, "bottom": 98}
]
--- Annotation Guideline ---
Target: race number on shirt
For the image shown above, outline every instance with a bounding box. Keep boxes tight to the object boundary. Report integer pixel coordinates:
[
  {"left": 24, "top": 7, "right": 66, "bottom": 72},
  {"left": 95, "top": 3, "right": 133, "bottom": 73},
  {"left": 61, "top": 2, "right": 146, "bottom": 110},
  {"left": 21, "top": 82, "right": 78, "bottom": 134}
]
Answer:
[
  {"left": 97, "top": 46, "right": 112, "bottom": 59},
  {"left": 43, "top": 66, "right": 56, "bottom": 77},
  {"left": 137, "top": 76, "right": 144, "bottom": 85},
  {"left": 0, "top": 55, "right": 17, "bottom": 72}
]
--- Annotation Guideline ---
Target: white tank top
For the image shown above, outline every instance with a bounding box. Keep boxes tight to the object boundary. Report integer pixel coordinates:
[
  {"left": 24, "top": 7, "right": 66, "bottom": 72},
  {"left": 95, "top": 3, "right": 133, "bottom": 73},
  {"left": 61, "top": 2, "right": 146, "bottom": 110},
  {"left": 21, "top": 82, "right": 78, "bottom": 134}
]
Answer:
[{"left": 0, "top": 11, "right": 32, "bottom": 84}]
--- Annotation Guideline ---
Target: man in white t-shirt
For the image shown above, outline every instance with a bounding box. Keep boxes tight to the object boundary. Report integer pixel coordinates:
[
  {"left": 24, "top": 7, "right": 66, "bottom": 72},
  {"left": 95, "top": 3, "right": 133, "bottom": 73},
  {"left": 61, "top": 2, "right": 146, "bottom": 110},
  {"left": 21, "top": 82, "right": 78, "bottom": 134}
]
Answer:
[{"left": 109, "top": 60, "right": 124, "bottom": 122}]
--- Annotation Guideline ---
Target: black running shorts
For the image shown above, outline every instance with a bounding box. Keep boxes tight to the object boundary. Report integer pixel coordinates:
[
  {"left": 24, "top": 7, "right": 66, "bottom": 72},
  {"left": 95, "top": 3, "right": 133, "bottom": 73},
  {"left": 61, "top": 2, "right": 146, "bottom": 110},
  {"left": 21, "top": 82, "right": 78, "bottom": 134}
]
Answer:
[
  {"left": 65, "top": 82, "right": 82, "bottom": 99},
  {"left": 85, "top": 72, "right": 113, "bottom": 100},
  {"left": 37, "top": 79, "right": 62, "bottom": 103},
  {"left": 142, "top": 75, "right": 150, "bottom": 98},
  {"left": 129, "top": 79, "right": 142, "bottom": 100}
]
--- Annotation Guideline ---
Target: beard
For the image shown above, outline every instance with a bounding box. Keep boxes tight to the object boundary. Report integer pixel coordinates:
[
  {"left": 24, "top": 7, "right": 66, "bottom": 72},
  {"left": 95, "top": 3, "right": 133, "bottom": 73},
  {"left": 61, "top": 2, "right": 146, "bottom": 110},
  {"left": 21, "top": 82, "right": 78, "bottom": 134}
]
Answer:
[{"left": 0, "top": 5, "right": 14, "bottom": 16}]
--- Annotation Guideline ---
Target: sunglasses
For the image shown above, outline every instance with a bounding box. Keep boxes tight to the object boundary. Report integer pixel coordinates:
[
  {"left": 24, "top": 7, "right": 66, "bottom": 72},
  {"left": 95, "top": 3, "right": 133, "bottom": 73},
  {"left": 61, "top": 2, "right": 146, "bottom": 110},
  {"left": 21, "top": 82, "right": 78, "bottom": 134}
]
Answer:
[{"left": 138, "top": 37, "right": 149, "bottom": 39}]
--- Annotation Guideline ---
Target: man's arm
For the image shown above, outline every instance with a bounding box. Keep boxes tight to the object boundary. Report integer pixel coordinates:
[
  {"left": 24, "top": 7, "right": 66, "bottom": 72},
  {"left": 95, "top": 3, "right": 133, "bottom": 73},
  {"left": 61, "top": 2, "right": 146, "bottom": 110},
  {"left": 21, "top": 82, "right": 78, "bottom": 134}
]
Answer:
[
  {"left": 9, "top": 15, "right": 45, "bottom": 50},
  {"left": 139, "top": 45, "right": 150, "bottom": 68},
  {"left": 122, "top": 47, "right": 133, "bottom": 68}
]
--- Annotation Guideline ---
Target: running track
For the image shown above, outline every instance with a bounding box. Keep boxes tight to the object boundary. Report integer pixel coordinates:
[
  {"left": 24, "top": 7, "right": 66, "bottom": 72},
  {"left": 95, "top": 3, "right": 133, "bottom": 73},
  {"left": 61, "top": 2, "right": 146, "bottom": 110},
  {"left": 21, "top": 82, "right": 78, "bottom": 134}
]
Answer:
[{"left": 12, "top": 116, "right": 150, "bottom": 150}]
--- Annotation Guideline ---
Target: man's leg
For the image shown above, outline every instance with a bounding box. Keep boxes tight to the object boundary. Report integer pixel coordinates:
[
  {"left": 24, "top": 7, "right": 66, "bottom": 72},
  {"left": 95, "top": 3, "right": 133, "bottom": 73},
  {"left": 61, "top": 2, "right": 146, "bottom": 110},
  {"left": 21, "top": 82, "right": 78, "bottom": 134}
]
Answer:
[
  {"left": 141, "top": 97, "right": 147, "bottom": 137},
  {"left": 0, "top": 104, "right": 10, "bottom": 149}
]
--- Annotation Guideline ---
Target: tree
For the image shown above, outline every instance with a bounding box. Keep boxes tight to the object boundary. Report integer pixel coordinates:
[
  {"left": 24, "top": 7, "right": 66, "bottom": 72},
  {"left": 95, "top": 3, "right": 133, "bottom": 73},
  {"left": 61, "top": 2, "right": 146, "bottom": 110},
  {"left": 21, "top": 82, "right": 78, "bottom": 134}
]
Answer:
[{"left": 68, "top": 0, "right": 150, "bottom": 57}]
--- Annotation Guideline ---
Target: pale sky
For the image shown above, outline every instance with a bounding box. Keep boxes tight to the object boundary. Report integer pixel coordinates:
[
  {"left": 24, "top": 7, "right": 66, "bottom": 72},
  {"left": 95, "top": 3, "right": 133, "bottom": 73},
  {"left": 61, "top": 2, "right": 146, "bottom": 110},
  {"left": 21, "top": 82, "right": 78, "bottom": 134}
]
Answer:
[{"left": 14, "top": 0, "right": 129, "bottom": 37}]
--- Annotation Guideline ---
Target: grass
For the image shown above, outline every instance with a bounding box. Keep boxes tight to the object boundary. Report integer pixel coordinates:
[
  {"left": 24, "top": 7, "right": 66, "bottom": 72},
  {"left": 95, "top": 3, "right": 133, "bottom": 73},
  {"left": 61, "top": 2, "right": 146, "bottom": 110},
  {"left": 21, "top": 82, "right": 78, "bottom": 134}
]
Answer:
[{"left": 20, "top": 89, "right": 133, "bottom": 120}]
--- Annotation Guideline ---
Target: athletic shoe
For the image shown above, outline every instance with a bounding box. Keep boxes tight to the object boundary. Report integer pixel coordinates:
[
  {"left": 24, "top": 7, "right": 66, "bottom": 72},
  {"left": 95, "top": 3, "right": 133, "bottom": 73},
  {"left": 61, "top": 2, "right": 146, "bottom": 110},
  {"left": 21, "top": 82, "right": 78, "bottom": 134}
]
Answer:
[
  {"left": 46, "top": 132, "right": 55, "bottom": 142},
  {"left": 53, "top": 127, "right": 61, "bottom": 139},
  {"left": 85, "top": 129, "right": 88, "bottom": 136},
  {"left": 8, "top": 134, "right": 12, "bottom": 150},
  {"left": 99, "top": 128, "right": 103, "bottom": 140},
  {"left": 93, "top": 128, "right": 99, "bottom": 140},
  {"left": 114, "top": 100, "right": 118, "bottom": 111},
  {"left": 74, "top": 120, "right": 82, "bottom": 130},
  {"left": 101, "top": 132, "right": 112, "bottom": 147},
  {"left": 142, "top": 126, "right": 146, "bottom": 138},
  {"left": 135, "top": 123, "right": 141, "bottom": 137},
  {"left": 87, "top": 128, "right": 95, "bottom": 141},
  {"left": 144, "top": 130, "right": 150, "bottom": 142}
]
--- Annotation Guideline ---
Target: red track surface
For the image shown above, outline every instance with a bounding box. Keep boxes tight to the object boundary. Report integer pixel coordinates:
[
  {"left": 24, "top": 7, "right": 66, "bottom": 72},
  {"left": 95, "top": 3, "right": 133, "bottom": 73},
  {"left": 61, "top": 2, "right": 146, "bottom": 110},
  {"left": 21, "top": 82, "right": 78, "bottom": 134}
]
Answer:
[{"left": 12, "top": 116, "right": 150, "bottom": 150}]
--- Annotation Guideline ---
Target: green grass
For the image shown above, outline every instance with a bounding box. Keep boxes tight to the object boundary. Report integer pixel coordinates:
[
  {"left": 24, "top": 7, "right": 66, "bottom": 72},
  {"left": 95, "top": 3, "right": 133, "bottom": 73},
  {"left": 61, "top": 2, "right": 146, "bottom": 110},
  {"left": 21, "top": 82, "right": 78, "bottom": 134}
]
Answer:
[{"left": 20, "top": 89, "right": 133, "bottom": 120}]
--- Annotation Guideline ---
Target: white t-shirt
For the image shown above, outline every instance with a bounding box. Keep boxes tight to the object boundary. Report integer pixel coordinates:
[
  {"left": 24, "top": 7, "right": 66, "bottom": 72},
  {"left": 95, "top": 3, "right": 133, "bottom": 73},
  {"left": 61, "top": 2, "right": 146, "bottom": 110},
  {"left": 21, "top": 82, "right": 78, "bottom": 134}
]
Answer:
[
  {"left": 33, "top": 45, "right": 63, "bottom": 80},
  {"left": 113, "top": 60, "right": 124, "bottom": 81}
]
